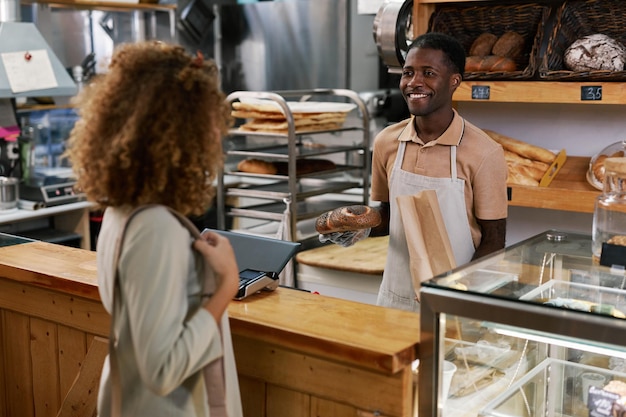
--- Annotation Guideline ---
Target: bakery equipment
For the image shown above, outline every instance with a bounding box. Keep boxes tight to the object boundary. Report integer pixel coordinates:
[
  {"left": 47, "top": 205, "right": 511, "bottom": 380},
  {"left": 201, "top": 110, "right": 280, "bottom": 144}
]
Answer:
[
  {"left": 19, "top": 167, "right": 83, "bottom": 207},
  {"left": 17, "top": 109, "right": 84, "bottom": 207},
  {"left": 373, "top": 0, "right": 414, "bottom": 74},
  {"left": 0, "top": 0, "right": 76, "bottom": 98},
  {"left": 204, "top": 228, "right": 300, "bottom": 300}
]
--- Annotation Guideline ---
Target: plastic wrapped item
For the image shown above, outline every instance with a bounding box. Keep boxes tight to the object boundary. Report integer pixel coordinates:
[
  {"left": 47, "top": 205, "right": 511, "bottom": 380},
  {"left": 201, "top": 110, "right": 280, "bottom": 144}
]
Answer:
[{"left": 318, "top": 228, "right": 370, "bottom": 247}]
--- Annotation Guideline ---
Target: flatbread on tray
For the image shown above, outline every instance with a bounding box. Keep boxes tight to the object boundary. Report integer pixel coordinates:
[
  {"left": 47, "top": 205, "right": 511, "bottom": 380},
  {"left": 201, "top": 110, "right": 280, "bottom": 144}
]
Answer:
[
  {"left": 231, "top": 98, "right": 355, "bottom": 133},
  {"left": 231, "top": 110, "right": 346, "bottom": 121},
  {"left": 239, "top": 120, "right": 343, "bottom": 134}
]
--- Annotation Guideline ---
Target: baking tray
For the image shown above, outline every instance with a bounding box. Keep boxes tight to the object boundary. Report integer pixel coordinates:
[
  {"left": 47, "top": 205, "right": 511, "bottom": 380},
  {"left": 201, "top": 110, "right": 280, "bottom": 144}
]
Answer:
[
  {"left": 229, "top": 199, "right": 359, "bottom": 222},
  {"left": 227, "top": 143, "right": 362, "bottom": 159},
  {"left": 225, "top": 178, "right": 361, "bottom": 200}
]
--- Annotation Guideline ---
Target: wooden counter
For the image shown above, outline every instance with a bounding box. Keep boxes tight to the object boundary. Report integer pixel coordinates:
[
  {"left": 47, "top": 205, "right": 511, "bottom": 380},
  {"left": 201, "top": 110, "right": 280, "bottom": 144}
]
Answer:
[
  {"left": 296, "top": 236, "right": 389, "bottom": 275},
  {"left": 0, "top": 240, "right": 420, "bottom": 417}
]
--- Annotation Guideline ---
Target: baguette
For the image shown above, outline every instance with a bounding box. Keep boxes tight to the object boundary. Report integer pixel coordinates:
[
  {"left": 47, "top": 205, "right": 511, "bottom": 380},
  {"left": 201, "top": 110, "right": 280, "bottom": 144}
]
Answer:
[
  {"left": 507, "top": 161, "right": 545, "bottom": 182},
  {"left": 507, "top": 168, "right": 539, "bottom": 186},
  {"left": 484, "top": 129, "right": 556, "bottom": 164}
]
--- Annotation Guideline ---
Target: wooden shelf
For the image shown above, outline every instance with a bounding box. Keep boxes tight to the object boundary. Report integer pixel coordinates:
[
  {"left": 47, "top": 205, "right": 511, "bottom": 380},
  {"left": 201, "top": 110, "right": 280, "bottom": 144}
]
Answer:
[
  {"left": 454, "top": 81, "right": 626, "bottom": 105},
  {"left": 508, "top": 156, "right": 599, "bottom": 213},
  {"left": 414, "top": 1, "right": 626, "bottom": 105}
]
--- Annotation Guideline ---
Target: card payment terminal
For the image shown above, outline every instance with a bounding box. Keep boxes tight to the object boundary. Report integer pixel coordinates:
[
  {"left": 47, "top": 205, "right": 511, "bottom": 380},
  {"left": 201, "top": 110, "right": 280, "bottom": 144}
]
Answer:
[{"left": 202, "top": 229, "right": 300, "bottom": 300}]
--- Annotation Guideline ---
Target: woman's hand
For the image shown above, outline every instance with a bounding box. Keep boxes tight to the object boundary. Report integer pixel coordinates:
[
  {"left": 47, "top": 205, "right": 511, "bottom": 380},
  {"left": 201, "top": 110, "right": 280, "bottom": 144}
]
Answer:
[{"left": 193, "top": 231, "right": 239, "bottom": 320}]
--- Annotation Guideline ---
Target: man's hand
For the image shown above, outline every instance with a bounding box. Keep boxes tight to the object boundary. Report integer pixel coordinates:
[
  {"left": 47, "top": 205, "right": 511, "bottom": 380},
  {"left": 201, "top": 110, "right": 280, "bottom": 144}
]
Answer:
[{"left": 318, "top": 228, "right": 371, "bottom": 247}]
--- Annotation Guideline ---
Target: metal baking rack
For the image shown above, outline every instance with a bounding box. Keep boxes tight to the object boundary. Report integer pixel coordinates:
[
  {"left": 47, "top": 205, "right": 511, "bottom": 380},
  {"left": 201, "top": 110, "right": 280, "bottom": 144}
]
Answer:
[{"left": 216, "top": 89, "right": 370, "bottom": 246}]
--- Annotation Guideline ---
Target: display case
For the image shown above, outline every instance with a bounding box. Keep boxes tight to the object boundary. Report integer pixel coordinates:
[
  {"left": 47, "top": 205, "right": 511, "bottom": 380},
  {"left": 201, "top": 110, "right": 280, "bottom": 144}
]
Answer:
[
  {"left": 419, "top": 230, "right": 626, "bottom": 417},
  {"left": 217, "top": 89, "right": 370, "bottom": 244}
]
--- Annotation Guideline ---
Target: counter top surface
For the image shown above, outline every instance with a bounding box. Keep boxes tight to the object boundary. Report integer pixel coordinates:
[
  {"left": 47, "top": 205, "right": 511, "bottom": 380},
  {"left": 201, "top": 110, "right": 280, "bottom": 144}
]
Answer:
[
  {"left": 296, "top": 235, "right": 389, "bottom": 275},
  {"left": 0, "top": 201, "right": 94, "bottom": 225},
  {"left": 0, "top": 240, "right": 419, "bottom": 374}
]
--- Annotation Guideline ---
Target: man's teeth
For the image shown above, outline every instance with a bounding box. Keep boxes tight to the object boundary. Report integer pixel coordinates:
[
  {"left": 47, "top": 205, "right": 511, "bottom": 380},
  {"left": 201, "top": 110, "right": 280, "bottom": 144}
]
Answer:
[{"left": 409, "top": 93, "right": 428, "bottom": 98}]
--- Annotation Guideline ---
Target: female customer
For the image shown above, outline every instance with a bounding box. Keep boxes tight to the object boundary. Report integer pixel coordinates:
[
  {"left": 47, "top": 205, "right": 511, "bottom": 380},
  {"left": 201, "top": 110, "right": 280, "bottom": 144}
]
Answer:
[{"left": 66, "top": 41, "right": 241, "bottom": 417}]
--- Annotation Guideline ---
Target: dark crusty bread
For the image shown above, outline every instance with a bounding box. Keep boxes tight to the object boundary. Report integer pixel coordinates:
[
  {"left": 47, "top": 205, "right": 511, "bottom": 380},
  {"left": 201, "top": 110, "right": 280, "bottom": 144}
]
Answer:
[
  {"left": 492, "top": 31, "right": 525, "bottom": 60},
  {"left": 564, "top": 34, "right": 626, "bottom": 71},
  {"left": 469, "top": 33, "right": 498, "bottom": 56},
  {"left": 274, "top": 159, "right": 336, "bottom": 176}
]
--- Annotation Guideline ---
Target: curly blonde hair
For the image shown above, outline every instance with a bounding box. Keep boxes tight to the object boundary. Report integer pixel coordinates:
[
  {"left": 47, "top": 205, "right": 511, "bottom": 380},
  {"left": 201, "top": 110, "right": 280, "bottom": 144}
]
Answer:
[{"left": 66, "top": 41, "right": 232, "bottom": 216}]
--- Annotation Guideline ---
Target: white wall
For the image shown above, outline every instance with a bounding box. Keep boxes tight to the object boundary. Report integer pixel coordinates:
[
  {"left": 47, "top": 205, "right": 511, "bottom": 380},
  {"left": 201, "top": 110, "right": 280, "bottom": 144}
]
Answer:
[{"left": 458, "top": 102, "right": 626, "bottom": 245}]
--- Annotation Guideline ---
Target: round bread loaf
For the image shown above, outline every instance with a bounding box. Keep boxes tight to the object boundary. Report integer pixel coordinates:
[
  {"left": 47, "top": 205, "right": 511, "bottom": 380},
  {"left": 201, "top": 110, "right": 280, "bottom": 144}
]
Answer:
[
  {"left": 492, "top": 31, "right": 525, "bottom": 60},
  {"left": 469, "top": 33, "right": 498, "bottom": 56},
  {"left": 465, "top": 55, "right": 517, "bottom": 72},
  {"left": 564, "top": 34, "right": 626, "bottom": 72},
  {"left": 315, "top": 205, "right": 382, "bottom": 234}
]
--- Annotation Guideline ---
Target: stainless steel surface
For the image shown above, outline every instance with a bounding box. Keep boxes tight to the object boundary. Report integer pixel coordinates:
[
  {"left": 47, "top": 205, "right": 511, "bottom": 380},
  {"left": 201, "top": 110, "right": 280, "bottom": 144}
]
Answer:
[
  {"left": 0, "top": 176, "right": 18, "bottom": 210},
  {"left": 225, "top": 178, "right": 361, "bottom": 200},
  {"left": 0, "top": 0, "right": 18, "bottom": 21},
  {"left": 178, "top": 0, "right": 349, "bottom": 94},
  {"left": 373, "top": 0, "right": 413, "bottom": 74}
]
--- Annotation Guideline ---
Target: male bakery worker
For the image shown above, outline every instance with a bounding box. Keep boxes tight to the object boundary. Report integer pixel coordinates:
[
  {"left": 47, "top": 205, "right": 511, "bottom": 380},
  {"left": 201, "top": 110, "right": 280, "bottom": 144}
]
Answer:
[{"left": 320, "top": 32, "right": 508, "bottom": 312}]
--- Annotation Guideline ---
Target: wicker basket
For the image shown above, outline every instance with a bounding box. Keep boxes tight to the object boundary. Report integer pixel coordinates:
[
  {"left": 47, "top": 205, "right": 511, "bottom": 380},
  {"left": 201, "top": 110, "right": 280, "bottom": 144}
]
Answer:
[
  {"left": 540, "top": 0, "right": 626, "bottom": 81},
  {"left": 428, "top": 2, "right": 551, "bottom": 80}
]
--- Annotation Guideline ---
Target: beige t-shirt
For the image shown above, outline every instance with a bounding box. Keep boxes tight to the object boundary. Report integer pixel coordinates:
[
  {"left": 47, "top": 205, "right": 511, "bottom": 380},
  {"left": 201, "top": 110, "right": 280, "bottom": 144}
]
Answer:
[{"left": 371, "top": 110, "right": 508, "bottom": 247}]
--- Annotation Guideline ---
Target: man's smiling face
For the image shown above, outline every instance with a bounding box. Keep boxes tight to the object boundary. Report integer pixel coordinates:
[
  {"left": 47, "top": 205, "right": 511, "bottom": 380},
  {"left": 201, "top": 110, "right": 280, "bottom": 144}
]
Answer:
[{"left": 400, "top": 47, "right": 459, "bottom": 117}]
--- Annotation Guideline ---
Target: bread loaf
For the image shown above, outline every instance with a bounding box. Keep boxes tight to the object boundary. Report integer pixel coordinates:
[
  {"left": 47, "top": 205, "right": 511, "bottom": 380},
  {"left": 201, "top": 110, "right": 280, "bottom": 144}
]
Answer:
[
  {"left": 237, "top": 158, "right": 277, "bottom": 175},
  {"left": 315, "top": 205, "right": 382, "bottom": 234},
  {"left": 274, "top": 159, "right": 336, "bottom": 176},
  {"left": 492, "top": 31, "right": 525, "bottom": 60},
  {"left": 591, "top": 151, "right": 625, "bottom": 184},
  {"left": 465, "top": 55, "right": 517, "bottom": 72},
  {"left": 484, "top": 129, "right": 556, "bottom": 164},
  {"left": 507, "top": 167, "right": 540, "bottom": 186},
  {"left": 507, "top": 161, "right": 545, "bottom": 182},
  {"left": 237, "top": 158, "right": 336, "bottom": 176},
  {"left": 469, "top": 33, "right": 498, "bottom": 56},
  {"left": 504, "top": 150, "right": 550, "bottom": 171},
  {"left": 564, "top": 34, "right": 626, "bottom": 72}
]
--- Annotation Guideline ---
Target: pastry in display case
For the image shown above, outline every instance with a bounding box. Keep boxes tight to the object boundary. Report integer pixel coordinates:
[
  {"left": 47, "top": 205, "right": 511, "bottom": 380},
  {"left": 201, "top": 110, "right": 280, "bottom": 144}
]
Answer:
[
  {"left": 419, "top": 230, "right": 626, "bottom": 417},
  {"left": 587, "top": 141, "right": 626, "bottom": 190}
]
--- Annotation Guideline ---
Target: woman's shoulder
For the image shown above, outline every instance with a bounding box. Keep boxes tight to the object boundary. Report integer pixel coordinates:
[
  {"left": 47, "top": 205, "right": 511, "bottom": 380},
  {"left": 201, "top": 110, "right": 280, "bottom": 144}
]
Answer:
[{"left": 103, "top": 205, "right": 191, "bottom": 245}]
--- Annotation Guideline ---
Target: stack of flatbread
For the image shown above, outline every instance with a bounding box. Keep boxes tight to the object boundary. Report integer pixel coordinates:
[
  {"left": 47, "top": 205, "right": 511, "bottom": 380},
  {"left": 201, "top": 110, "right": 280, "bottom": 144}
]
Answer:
[
  {"left": 231, "top": 99, "right": 355, "bottom": 134},
  {"left": 484, "top": 129, "right": 556, "bottom": 186}
]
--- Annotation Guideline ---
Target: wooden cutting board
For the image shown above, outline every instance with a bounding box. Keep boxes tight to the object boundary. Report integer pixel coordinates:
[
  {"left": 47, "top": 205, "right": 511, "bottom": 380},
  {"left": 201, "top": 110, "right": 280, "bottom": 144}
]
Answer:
[{"left": 296, "top": 236, "right": 388, "bottom": 275}]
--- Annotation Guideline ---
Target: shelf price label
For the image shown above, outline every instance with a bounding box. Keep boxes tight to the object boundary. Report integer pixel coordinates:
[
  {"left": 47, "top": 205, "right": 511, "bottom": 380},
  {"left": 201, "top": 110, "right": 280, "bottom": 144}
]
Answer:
[
  {"left": 471, "top": 85, "right": 490, "bottom": 100},
  {"left": 581, "top": 86, "right": 602, "bottom": 101}
]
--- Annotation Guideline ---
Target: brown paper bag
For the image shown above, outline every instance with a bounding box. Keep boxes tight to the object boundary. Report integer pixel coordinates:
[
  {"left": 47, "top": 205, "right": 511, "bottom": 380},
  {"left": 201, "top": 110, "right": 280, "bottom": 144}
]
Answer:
[{"left": 396, "top": 190, "right": 456, "bottom": 300}]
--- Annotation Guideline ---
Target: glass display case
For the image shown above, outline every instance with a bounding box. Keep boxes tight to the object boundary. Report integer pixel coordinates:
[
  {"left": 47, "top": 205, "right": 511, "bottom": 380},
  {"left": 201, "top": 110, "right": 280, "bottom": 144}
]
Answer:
[{"left": 419, "top": 230, "right": 626, "bottom": 417}]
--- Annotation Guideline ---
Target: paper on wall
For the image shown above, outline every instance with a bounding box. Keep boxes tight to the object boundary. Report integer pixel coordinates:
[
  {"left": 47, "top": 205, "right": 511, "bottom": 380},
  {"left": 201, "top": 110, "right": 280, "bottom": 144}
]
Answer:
[{"left": 1, "top": 50, "right": 58, "bottom": 93}]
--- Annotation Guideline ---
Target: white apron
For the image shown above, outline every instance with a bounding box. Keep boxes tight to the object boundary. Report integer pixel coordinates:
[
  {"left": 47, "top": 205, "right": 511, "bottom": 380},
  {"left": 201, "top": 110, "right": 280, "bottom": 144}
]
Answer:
[{"left": 376, "top": 120, "right": 475, "bottom": 312}]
